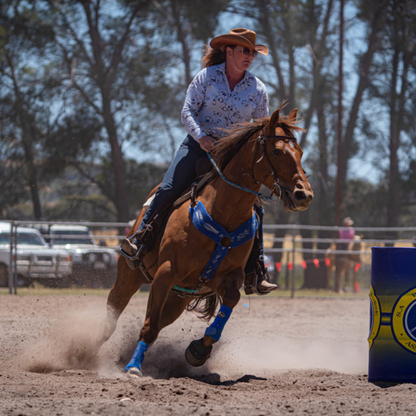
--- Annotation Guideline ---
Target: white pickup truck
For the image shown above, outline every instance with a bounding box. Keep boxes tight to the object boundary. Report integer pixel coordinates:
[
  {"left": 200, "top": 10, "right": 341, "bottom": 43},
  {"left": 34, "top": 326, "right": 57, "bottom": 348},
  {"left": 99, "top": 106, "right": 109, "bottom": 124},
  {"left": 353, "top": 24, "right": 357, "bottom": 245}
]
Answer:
[
  {"left": 48, "top": 224, "right": 118, "bottom": 288},
  {"left": 0, "top": 222, "right": 73, "bottom": 287}
]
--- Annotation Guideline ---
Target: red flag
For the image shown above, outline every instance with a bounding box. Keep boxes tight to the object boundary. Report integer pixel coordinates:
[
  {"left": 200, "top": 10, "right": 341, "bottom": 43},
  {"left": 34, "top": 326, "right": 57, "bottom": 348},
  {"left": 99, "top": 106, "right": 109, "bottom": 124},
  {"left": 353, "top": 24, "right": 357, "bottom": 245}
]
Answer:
[
  {"left": 354, "top": 263, "right": 361, "bottom": 272},
  {"left": 301, "top": 260, "right": 307, "bottom": 269},
  {"left": 313, "top": 258, "right": 320, "bottom": 268},
  {"left": 275, "top": 262, "right": 282, "bottom": 272},
  {"left": 325, "top": 258, "right": 331, "bottom": 267},
  {"left": 288, "top": 262, "right": 293, "bottom": 270}
]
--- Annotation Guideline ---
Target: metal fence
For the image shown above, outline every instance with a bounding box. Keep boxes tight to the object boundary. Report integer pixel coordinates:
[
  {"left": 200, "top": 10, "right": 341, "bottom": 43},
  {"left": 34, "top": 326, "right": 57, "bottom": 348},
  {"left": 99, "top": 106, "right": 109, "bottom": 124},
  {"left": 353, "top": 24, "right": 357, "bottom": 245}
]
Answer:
[
  {"left": 3, "top": 220, "right": 128, "bottom": 294},
  {"left": 263, "top": 224, "right": 416, "bottom": 298},
  {"left": 2, "top": 220, "right": 416, "bottom": 296}
]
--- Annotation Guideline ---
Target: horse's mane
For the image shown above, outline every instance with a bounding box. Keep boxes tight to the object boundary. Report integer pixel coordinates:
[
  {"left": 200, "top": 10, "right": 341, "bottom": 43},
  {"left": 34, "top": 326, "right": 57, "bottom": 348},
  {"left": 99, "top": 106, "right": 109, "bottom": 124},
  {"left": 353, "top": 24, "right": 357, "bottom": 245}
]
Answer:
[
  {"left": 212, "top": 119, "right": 267, "bottom": 170},
  {"left": 211, "top": 113, "right": 304, "bottom": 171}
]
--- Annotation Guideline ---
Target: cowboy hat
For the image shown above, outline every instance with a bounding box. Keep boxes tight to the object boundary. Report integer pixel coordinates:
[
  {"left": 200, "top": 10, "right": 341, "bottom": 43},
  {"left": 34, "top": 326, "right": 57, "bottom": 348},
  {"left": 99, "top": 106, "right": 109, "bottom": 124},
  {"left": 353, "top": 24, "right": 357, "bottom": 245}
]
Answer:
[
  {"left": 343, "top": 217, "right": 354, "bottom": 226},
  {"left": 210, "top": 28, "right": 268, "bottom": 56}
]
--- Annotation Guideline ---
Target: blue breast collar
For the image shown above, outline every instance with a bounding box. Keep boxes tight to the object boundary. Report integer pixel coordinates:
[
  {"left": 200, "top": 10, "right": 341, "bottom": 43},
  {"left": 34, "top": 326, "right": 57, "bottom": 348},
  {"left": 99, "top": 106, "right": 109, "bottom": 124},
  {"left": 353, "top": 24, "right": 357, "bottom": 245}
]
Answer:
[{"left": 189, "top": 201, "right": 258, "bottom": 281}]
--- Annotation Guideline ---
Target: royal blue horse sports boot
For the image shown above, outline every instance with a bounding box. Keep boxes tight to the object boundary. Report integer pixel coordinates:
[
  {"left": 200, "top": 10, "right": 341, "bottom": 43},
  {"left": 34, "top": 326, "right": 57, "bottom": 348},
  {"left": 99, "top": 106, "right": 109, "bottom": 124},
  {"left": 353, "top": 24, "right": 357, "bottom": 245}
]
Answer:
[{"left": 125, "top": 340, "right": 148, "bottom": 377}]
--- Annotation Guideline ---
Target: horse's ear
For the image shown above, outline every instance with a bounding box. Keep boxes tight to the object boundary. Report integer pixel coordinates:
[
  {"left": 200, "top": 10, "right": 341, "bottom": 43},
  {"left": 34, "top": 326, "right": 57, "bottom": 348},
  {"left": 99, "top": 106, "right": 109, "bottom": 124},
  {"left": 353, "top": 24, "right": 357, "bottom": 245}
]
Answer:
[
  {"left": 288, "top": 108, "right": 298, "bottom": 122},
  {"left": 269, "top": 109, "right": 280, "bottom": 128}
]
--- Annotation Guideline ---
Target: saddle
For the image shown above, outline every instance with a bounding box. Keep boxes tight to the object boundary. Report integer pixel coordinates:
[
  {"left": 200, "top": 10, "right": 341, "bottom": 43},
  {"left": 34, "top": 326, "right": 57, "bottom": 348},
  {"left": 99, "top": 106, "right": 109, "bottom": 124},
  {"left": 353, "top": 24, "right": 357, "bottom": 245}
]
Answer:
[
  {"left": 124, "top": 172, "right": 213, "bottom": 271},
  {"left": 125, "top": 173, "right": 268, "bottom": 293}
]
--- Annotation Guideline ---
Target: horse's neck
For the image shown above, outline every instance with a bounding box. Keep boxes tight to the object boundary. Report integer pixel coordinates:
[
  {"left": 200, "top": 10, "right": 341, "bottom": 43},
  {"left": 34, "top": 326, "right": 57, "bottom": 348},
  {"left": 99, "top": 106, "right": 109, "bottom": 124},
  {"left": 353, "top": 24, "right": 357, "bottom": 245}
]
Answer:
[{"left": 201, "top": 148, "right": 260, "bottom": 231}]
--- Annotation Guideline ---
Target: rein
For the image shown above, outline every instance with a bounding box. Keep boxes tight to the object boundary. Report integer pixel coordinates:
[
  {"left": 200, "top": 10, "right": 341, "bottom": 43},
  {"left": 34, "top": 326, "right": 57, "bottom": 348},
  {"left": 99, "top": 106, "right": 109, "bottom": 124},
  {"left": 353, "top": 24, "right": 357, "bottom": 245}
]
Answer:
[{"left": 207, "top": 133, "right": 297, "bottom": 204}]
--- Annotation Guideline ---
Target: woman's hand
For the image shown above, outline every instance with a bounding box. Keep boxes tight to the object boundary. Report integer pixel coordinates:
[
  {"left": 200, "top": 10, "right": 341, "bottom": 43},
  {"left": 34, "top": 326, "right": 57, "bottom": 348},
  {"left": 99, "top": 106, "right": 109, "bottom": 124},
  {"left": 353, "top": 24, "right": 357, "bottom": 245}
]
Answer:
[{"left": 199, "top": 136, "right": 216, "bottom": 152}]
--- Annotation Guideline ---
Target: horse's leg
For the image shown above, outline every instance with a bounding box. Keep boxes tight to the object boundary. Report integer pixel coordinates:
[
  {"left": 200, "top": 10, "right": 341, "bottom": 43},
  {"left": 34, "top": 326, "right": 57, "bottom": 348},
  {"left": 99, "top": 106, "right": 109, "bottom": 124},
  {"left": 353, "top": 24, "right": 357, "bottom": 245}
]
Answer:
[
  {"left": 125, "top": 261, "right": 176, "bottom": 377},
  {"left": 185, "top": 269, "right": 243, "bottom": 367},
  {"left": 97, "top": 257, "right": 148, "bottom": 349},
  {"left": 159, "top": 292, "right": 190, "bottom": 329}
]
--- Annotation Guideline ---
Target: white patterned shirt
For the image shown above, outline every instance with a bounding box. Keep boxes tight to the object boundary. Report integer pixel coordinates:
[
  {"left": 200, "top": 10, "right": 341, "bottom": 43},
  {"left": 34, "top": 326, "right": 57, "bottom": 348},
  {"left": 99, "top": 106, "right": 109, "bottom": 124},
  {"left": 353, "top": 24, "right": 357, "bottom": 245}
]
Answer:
[{"left": 181, "top": 62, "right": 269, "bottom": 141}]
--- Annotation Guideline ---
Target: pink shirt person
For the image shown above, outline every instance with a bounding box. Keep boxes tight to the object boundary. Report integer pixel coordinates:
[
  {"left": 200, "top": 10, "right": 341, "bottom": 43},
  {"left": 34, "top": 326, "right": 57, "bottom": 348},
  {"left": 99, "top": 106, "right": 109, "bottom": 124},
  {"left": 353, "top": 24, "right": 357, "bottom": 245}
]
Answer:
[{"left": 339, "top": 217, "right": 355, "bottom": 241}]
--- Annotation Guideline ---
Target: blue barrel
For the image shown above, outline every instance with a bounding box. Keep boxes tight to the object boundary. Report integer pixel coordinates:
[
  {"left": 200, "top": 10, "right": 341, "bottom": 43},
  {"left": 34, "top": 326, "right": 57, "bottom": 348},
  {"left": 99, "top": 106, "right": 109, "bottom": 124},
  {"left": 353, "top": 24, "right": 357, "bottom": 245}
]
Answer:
[{"left": 369, "top": 247, "right": 416, "bottom": 383}]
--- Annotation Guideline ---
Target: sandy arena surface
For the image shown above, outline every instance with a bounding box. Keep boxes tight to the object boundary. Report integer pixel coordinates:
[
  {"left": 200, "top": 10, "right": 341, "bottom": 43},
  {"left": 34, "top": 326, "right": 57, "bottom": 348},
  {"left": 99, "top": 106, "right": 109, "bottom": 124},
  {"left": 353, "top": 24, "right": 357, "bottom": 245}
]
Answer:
[{"left": 1, "top": 291, "right": 416, "bottom": 415}]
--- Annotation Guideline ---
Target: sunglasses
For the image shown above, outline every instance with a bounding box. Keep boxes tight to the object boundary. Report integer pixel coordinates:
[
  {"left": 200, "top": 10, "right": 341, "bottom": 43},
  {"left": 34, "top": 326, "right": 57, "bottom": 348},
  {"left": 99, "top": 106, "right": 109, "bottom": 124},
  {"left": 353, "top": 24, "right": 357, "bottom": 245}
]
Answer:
[{"left": 235, "top": 46, "right": 258, "bottom": 58}]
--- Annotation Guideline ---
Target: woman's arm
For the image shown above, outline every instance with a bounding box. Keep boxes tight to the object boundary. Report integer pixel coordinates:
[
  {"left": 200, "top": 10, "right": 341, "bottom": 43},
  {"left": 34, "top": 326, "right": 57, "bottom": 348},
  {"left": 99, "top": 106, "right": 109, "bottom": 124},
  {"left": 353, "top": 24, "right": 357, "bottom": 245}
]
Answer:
[{"left": 181, "top": 70, "right": 207, "bottom": 141}]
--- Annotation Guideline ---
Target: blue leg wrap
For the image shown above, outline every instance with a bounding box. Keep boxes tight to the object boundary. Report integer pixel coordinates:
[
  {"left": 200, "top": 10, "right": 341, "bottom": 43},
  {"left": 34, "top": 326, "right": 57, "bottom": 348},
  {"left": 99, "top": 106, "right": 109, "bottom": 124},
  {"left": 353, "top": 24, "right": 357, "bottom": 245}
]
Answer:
[
  {"left": 204, "top": 304, "right": 233, "bottom": 342},
  {"left": 125, "top": 341, "right": 148, "bottom": 372}
]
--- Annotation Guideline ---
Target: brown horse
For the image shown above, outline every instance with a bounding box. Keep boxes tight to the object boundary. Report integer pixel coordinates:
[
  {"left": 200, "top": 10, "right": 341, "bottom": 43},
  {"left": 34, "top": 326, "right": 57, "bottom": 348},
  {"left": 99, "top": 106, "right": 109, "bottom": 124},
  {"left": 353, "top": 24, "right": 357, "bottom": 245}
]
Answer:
[
  {"left": 98, "top": 108, "right": 313, "bottom": 376},
  {"left": 326, "top": 236, "right": 362, "bottom": 293}
]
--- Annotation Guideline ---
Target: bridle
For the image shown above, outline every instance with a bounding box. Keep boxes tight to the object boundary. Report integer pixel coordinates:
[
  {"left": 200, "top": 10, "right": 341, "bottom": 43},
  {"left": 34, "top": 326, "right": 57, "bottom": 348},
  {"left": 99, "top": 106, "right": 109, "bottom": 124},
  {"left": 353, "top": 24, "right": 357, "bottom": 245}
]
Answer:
[
  {"left": 249, "top": 128, "right": 299, "bottom": 200},
  {"left": 207, "top": 127, "right": 299, "bottom": 204}
]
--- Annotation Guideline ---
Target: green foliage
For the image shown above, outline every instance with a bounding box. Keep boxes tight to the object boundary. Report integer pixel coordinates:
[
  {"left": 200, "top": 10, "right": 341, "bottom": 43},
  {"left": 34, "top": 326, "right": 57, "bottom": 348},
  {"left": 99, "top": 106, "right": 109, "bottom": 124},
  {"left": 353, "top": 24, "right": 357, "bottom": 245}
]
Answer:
[{"left": 1, "top": 0, "right": 416, "bottom": 227}]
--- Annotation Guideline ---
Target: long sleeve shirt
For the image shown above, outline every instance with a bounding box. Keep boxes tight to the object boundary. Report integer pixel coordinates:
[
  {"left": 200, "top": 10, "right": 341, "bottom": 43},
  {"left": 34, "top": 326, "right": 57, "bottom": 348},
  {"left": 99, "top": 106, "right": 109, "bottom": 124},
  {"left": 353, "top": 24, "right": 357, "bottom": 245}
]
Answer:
[{"left": 181, "top": 62, "right": 269, "bottom": 141}]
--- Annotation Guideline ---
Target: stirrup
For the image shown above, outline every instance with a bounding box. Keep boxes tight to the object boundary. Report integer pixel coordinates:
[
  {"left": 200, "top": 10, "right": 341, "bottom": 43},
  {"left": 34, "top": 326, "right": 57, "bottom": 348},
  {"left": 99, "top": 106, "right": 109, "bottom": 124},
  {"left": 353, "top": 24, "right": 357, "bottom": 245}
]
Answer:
[
  {"left": 119, "top": 242, "right": 146, "bottom": 261},
  {"left": 119, "top": 225, "right": 153, "bottom": 261},
  {"left": 244, "top": 255, "right": 277, "bottom": 295},
  {"left": 243, "top": 271, "right": 258, "bottom": 295}
]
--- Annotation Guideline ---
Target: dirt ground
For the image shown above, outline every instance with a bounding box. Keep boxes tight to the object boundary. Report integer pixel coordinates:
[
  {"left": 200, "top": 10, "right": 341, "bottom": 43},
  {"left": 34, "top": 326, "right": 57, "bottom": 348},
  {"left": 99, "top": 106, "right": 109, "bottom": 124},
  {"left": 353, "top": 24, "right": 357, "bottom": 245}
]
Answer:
[{"left": 1, "top": 291, "right": 416, "bottom": 415}]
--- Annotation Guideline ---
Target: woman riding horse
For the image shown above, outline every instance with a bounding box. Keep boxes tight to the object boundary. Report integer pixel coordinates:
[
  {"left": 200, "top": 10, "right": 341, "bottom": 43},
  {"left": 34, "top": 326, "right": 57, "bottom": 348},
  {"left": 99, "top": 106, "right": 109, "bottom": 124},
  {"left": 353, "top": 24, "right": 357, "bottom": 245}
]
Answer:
[
  {"left": 120, "top": 28, "right": 276, "bottom": 294},
  {"left": 105, "top": 107, "right": 313, "bottom": 377}
]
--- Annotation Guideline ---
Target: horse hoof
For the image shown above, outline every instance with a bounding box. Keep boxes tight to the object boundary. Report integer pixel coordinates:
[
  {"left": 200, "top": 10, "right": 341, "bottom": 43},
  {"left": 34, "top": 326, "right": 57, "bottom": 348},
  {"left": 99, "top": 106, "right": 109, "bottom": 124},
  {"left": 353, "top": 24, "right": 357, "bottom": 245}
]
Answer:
[
  {"left": 185, "top": 339, "right": 212, "bottom": 367},
  {"left": 126, "top": 367, "right": 143, "bottom": 378}
]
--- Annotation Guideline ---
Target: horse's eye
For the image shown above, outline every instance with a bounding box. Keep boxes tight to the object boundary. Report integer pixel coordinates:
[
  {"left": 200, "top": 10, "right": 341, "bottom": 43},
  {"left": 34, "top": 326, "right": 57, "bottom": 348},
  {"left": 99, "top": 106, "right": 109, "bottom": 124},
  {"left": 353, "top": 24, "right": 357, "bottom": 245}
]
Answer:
[{"left": 273, "top": 149, "right": 282, "bottom": 156}]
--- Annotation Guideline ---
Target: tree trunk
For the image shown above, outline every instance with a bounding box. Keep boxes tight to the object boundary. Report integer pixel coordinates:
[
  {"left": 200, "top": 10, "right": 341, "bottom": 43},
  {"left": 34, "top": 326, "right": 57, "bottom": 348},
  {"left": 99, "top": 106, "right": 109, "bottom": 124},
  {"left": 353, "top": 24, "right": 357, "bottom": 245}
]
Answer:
[
  {"left": 171, "top": 0, "right": 192, "bottom": 86},
  {"left": 8, "top": 52, "right": 43, "bottom": 220},
  {"left": 257, "top": 0, "right": 287, "bottom": 100},
  {"left": 79, "top": 0, "right": 148, "bottom": 222},
  {"left": 300, "top": 0, "right": 334, "bottom": 149},
  {"left": 387, "top": 46, "right": 399, "bottom": 227},
  {"left": 19, "top": 117, "right": 43, "bottom": 220},
  {"left": 101, "top": 95, "right": 130, "bottom": 222},
  {"left": 339, "top": 0, "right": 388, "bottom": 195},
  {"left": 387, "top": 8, "right": 411, "bottom": 228}
]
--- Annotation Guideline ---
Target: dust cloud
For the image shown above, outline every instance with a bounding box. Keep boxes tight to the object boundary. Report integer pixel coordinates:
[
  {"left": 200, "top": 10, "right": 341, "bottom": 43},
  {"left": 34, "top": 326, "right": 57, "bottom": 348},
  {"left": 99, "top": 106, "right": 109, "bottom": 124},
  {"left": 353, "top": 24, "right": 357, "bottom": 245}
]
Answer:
[
  {"left": 21, "top": 305, "right": 107, "bottom": 374},
  {"left": 18, "top": 297, "right": 369, "bottom": 380}
]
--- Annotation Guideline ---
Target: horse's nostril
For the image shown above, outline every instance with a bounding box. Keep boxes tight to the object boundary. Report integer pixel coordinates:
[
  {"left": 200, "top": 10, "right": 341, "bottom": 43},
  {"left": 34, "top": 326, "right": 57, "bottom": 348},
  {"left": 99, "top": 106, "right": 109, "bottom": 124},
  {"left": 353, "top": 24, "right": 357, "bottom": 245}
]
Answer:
[{"left": 294, "top": 190, "right": 307, "bottom": 201}]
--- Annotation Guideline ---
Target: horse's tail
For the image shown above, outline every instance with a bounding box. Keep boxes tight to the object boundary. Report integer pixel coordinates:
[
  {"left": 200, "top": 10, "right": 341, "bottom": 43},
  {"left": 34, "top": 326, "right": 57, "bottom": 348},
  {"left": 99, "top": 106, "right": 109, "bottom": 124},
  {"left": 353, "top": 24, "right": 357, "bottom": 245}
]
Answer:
[{"left": 186, "top": 293, "right": 222, "bottom": 322}]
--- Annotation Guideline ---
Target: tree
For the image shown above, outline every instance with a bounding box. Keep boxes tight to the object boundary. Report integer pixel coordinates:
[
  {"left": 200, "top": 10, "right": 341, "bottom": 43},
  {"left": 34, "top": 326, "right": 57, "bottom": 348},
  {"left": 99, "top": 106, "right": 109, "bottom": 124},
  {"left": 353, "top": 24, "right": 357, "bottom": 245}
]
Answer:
[
  {"left": 43, "top": 0, "right": 155, "bottom": 222},
  {"left": 338, "top": 0, "right": 390, "bottom": 205},
  {"left": 0, "top": 0, "right": 56, "bottom": 219},
  {"left": 360, "top": 0, "right": 416, "bottom": 226}
]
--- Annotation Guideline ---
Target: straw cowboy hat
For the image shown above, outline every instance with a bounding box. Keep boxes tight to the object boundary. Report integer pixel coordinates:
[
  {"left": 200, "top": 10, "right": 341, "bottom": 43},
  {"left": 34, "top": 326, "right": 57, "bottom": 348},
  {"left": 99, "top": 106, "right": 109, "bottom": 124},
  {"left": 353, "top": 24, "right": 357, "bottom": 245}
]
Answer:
[
  {"left": 343, "top": 217, "right": 354, "bottom": 226},
  {"left": 210, "top": 28, "right": 269, "bottom": 56}
]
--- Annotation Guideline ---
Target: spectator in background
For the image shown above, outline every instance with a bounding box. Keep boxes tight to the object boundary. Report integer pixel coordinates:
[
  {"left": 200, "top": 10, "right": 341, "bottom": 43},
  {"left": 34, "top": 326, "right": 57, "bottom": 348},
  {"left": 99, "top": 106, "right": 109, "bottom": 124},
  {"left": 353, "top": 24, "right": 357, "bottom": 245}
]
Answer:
[{"left": 339, "top": 217, "right": 355, "bottom": 252}]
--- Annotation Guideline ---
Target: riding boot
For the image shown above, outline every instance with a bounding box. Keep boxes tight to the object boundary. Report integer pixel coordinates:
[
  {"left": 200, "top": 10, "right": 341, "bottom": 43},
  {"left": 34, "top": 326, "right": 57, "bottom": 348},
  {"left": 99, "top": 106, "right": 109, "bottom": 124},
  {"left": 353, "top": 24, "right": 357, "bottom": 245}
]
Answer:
[
  {"left": 120, "top": 225, "right": 153, "bottom": 270},
  {"left": 244, "top": 238, "right": 278, "bottom": 295}
]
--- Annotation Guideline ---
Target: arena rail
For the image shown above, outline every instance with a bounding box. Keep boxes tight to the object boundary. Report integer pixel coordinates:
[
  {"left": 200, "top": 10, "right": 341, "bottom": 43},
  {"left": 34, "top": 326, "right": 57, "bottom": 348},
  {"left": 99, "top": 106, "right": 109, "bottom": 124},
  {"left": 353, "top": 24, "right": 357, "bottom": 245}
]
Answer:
[
  {"left": 2, "top": 220, "right": 415, "bottom": 296},
  {"left": 263, "top": 224, "right": 416, "bottom": 298}
]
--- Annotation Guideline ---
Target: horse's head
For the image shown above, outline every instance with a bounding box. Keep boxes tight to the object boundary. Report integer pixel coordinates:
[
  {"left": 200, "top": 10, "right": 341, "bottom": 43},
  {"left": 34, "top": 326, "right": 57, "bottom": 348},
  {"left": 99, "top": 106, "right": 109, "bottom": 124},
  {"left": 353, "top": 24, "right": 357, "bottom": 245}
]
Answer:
[{"left": 255, "top": 108, "right": 313, "bottom": 211}]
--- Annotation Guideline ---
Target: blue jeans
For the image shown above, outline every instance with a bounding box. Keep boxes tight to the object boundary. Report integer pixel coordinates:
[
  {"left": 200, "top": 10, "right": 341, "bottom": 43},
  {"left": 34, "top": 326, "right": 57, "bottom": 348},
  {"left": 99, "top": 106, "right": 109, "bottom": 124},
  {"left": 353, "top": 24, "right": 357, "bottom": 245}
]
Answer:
[{"left": 139, "top": 135, "right": 207, "bottom": 230}]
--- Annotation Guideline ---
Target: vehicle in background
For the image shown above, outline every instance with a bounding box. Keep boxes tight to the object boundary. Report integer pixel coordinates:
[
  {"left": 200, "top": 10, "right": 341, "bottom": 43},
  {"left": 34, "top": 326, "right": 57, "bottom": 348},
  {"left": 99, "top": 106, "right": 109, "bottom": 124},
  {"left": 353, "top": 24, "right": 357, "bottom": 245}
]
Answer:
[
  {"left": 0, "top": 222, "right": 73, "bottom": 288},
  {"left": 48, "top": 225, "right": 118, "bottom": 288}
]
